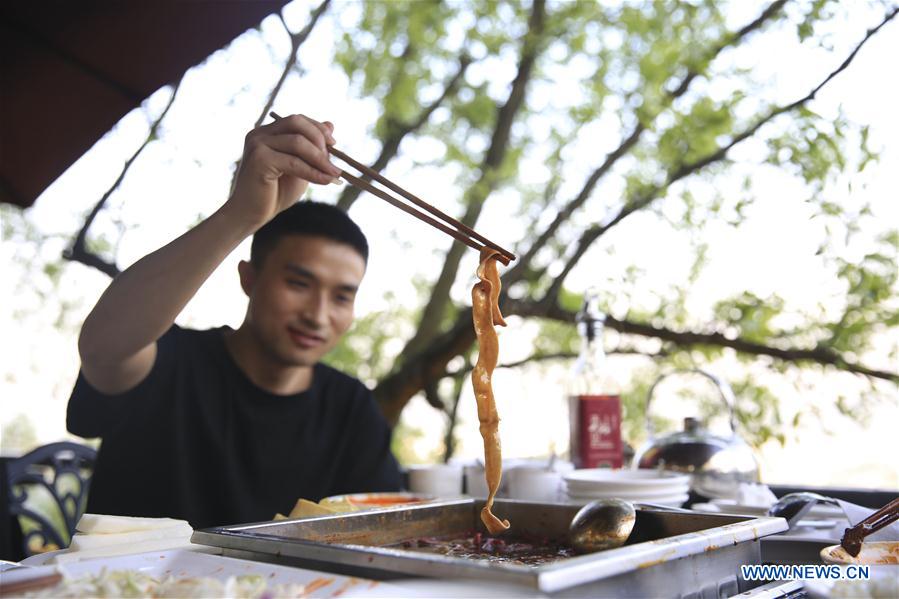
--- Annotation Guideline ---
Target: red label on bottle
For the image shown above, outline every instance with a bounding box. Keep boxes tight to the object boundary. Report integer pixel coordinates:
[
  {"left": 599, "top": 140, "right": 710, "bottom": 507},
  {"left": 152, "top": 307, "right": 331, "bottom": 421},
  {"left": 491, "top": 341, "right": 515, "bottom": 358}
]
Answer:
[{"left": 574, "top": 395, "right": 622, "bottom": 468}]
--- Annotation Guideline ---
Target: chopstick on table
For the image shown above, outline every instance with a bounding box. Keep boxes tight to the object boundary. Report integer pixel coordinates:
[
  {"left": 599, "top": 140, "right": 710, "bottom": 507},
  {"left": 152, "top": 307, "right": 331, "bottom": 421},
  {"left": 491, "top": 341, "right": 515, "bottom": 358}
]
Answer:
[
  {"left": 0, "top": 571, "right": 63, "bottom": 596},
  {"left": 268, "top": 112, "right": 516, "bottom": 265}
]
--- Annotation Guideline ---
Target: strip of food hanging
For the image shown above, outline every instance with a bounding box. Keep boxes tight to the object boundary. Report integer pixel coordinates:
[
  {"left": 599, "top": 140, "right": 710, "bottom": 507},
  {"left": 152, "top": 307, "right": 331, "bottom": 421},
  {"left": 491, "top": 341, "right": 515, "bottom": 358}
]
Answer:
[{"left": 471, "top": 247, "right": 510, "bottom": 535}]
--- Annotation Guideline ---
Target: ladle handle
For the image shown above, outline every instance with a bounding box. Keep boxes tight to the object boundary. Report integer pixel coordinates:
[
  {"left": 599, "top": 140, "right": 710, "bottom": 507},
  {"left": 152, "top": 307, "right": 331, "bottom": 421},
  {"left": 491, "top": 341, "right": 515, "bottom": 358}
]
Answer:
[
  {"left": 643, "top": 369, "right": 738, "bottom": 439},
  {"left": 635, "top": 502, "right": 696, "bottom": 514}
]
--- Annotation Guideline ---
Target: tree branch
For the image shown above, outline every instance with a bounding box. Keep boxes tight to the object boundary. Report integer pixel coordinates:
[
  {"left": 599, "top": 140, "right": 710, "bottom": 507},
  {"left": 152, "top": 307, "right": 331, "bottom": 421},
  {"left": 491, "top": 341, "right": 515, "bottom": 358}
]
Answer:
[
  {"left": 376, "top": 315, "right": 477, "bottom": 425},
  {"left": 63, "top": 82, "right": 181, "bottom": 277},
  {"left": 373, "top": 4, "right": 898, "bottom": 426},
  {"left": 336, "top": 53, "right": 472, "bottom": 210},
  {"left": 422, "top": 378, "right": 444, "bottom": 410},
  {"left": 401, "top": 0, "right": 547, "bottom": 358},
  {"left": 441, "top": 375, "right": 466, "bottom": 463},
  {"left": 226, "top": 0, "right": 332, "bottom": 196},
  {"left": 445, "top": 347, "right": 667, "bottom": 379},
  {"left": 542, "top": 6, "right": 897, "bottom": 304},
  {"left": 254, "top": 0, "right": 332, "bottom": 130},
  {"left": 508, "top": 299, "right": 899, "bottom": 383},
  {"left": 376, "top": 279, "right": 895, "bottom": 426},
  {"left": 504, "top": 0, "right": 788, "bottom": 286}
]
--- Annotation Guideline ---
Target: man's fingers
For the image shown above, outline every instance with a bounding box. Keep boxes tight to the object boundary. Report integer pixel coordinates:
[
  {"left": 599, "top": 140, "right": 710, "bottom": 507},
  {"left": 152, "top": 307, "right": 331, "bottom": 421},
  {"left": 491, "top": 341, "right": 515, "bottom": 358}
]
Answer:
[
  {"left": 266, "top": 134, "right": 342, "bottom": 178},
  {"left": 261, "top": 114, "right": 331, "bottom": 153},
  {"left": 256, "top": 144, "right": 336, "bottom": 186},
  {"left": 302, "top": 115, "right": 337, "bottom": 146}
]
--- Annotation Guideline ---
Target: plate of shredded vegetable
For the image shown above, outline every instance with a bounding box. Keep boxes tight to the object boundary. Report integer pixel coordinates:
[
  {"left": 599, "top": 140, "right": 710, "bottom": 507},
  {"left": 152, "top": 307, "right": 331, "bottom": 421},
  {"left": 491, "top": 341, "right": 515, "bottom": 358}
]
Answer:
[{"left": 2, "top": 548, "right": 401, "bottom": 598}]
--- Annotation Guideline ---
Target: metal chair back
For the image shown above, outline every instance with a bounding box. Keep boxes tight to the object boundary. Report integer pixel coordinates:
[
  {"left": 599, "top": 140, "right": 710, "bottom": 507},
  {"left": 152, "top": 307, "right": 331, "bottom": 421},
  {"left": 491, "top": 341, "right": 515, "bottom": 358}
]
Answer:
[{"left": 6, "top": 441, "right": 97, "bottom": 556}]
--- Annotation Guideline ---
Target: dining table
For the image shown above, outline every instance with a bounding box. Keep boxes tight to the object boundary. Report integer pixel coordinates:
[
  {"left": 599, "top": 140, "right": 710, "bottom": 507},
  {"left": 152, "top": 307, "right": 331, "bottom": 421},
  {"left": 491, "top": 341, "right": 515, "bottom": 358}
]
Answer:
[{"left": 1, "top": 487, "right": 896, "bottom": 598}]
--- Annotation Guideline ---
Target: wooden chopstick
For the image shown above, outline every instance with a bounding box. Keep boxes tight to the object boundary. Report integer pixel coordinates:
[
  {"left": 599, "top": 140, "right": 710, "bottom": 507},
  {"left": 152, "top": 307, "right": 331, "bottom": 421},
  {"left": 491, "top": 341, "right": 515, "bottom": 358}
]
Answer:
[
  {"left": 338, "top": 170, "right": 511, "bottom": 265},
  {"left": 0, "top": 571, "right": 63, "bottom": 596},
  {"left": 327, "top": 147, "right": 516, "bottom": 263},
  {"left": 268, "top": 112, "right": 516, "bottom": 265}
]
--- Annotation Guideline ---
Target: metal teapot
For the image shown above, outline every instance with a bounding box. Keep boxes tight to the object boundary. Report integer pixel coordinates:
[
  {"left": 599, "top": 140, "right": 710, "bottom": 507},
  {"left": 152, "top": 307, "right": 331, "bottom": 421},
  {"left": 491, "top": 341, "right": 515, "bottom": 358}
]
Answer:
[{"left": 634, "top": 369, "right": 759, "bottom": 499}]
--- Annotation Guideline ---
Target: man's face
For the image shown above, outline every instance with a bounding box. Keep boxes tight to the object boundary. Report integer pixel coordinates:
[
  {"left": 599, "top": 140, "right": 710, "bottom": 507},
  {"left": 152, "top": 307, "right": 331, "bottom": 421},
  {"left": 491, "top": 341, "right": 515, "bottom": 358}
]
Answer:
[{"left": 240, "top": 235, "right": 365, "bottom": 367}]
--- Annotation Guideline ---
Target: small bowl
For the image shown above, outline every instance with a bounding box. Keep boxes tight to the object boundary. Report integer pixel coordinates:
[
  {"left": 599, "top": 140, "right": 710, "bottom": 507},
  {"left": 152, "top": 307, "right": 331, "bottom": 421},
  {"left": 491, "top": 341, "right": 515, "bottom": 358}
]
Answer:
[{"left": 820, "top": 541, "right": 899, "bottom": 565}]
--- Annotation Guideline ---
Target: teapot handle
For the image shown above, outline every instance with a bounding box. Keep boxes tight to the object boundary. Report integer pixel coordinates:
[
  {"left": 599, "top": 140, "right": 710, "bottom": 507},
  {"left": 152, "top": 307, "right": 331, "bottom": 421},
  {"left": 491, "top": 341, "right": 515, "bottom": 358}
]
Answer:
[{"left": 644, "top": 369, "right": 738, "bottom": 439}]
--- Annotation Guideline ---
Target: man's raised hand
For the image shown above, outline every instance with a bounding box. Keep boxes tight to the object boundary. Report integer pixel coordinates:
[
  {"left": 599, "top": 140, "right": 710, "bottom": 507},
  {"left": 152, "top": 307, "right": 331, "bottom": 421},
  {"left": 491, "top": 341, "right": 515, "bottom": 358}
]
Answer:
[{"left": 227, "top": 114, "right": 342, "bottom": 230}]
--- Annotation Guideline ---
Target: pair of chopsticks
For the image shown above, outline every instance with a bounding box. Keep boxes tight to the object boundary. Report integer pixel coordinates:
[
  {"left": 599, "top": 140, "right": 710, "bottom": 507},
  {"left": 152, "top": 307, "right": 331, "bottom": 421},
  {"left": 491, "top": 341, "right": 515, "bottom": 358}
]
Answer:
[{"left": 269, "top": 112, "right": 515, "bottom": 265}]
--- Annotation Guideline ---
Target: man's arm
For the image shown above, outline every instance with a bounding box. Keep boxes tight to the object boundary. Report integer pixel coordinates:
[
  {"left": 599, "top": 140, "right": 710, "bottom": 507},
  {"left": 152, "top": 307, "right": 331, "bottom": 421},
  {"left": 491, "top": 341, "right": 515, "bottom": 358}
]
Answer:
[{"left": 78, "top": 114, "right": 343, "bottom": 394}]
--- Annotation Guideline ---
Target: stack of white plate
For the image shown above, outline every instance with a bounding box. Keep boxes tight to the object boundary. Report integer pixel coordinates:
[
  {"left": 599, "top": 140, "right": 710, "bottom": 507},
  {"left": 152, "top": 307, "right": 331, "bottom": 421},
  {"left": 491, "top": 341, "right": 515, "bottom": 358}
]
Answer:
[{"left": 563, "top": 469, "right": 691, "bottom": 507}]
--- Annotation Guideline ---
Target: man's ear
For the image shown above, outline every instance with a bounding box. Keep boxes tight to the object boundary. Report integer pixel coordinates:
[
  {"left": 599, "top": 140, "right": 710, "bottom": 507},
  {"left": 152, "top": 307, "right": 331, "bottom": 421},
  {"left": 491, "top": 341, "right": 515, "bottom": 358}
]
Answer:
[{"left": 237, "top": 260, "right": 256, "bottom": 297}]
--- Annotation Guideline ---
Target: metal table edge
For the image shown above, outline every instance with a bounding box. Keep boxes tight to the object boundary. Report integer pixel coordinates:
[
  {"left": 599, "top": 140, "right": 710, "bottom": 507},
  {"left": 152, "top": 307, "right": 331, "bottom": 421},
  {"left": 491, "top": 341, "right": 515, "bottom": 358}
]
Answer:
[{"left": 532, "top": 516, "right": 788, "bottom": 593}]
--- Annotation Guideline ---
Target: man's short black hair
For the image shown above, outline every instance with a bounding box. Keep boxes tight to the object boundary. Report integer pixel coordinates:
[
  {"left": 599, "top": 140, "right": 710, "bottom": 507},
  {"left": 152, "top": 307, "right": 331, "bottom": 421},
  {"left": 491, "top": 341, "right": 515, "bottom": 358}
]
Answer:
[{"left": 250, "top": 200, "right": 368, "bottom": 267}]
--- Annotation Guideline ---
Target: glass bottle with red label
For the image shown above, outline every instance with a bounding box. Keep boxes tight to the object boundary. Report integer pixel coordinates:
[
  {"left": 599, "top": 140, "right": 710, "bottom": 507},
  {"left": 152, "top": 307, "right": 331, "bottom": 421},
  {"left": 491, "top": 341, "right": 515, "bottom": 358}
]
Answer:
[{"left": 568, "top": 289, "right": 624, "bottom": 469}]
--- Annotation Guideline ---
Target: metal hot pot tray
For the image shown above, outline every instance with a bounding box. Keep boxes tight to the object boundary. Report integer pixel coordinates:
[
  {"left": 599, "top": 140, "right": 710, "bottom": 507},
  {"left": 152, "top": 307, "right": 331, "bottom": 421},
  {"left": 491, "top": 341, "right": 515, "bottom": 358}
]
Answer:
[{"left": 192, "top": 499, "right": 787, "bottom": 597}]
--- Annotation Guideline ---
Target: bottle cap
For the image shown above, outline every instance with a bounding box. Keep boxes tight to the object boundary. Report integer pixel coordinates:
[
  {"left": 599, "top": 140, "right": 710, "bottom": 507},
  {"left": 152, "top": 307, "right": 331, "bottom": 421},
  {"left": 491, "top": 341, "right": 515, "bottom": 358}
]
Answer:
[{"left": 577, "top": 288, "right": 606, "bottom": 342}]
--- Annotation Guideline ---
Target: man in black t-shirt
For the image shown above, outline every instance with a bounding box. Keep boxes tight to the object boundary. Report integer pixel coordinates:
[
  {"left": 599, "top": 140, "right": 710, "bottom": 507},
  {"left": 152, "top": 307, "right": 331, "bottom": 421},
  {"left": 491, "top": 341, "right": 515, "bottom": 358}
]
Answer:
[{"left": 67, "top": 114, "right": 402, "bottom": 528}]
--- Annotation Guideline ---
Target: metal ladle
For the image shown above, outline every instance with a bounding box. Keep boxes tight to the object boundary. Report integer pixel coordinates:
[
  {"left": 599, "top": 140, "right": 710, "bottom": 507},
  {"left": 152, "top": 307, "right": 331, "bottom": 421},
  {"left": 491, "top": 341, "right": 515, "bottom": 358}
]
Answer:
[
  {"left": 766, "top": 492, "right": 839, "bottom": 529},
  {"left": 569, "top": 498, "right": 637, "bottom": 553}
]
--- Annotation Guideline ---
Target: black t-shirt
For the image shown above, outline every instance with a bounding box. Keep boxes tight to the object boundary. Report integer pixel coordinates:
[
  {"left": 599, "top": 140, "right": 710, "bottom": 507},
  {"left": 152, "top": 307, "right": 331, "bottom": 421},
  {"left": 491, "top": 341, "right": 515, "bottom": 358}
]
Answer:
[{"left": 67, "top": 325, "right": 402, "bottom": 529}]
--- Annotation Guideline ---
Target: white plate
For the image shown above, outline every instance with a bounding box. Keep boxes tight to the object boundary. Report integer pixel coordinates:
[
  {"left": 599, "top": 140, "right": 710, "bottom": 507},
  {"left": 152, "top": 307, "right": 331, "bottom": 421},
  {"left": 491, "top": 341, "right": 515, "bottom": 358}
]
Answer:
[
  {"left": 4, "top": 548, "right": 408, "bottom": 597},
  {"left": 563, "top": 482, "right": 690, "bottom": 498},
  {"left": 563, "top": 469, "right": 690, "bottom": 493},
  {"left": 563, "top": 487, "right": 690, "bottom": 501},
  {"left": 7, "top": 548, "right": 544, "bottom": 598},
  {"left": 563, "top": 468, "right": 690, "bottom": 491},
  {"left": 17, "top": 542, "right": 210, "bottom": 566},
  {"left": 567, "top": 492, "right": 690, "bottom": 507},
  {"left": 18, "top": 548, "right": 68, "bottom": 567}
]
